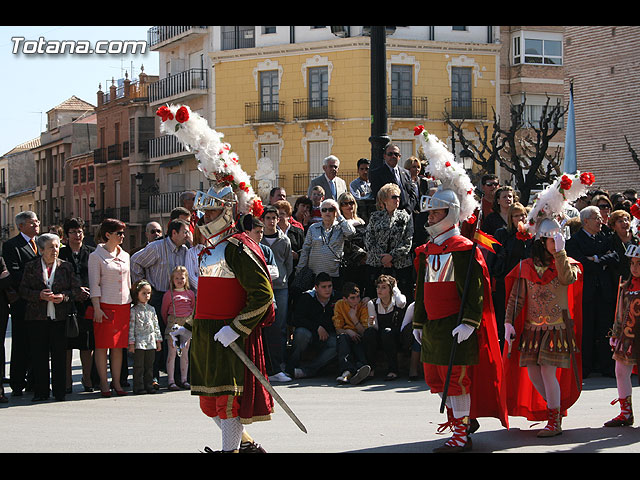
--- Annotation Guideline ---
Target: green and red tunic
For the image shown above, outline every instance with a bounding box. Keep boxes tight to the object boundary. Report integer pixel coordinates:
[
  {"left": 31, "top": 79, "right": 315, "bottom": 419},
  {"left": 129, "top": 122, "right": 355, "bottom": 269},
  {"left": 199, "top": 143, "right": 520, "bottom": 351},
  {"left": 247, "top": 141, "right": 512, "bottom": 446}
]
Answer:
[{"left": 189, "top": 232, "right": 275, "bottom": 424}]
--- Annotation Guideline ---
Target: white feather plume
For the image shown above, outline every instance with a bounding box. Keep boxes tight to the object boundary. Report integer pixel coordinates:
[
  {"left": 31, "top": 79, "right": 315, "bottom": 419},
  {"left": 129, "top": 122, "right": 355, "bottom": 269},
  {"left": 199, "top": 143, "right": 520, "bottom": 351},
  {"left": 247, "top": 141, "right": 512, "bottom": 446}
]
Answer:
[
  {"left": 415, "top": 127, "right": 479, "bottom": 222},
  {"left": 524, "top": 171, "right": 595, "bottom": 236},
  {"left": 157, "top": 104, "right": 258, "bottom": 213}
]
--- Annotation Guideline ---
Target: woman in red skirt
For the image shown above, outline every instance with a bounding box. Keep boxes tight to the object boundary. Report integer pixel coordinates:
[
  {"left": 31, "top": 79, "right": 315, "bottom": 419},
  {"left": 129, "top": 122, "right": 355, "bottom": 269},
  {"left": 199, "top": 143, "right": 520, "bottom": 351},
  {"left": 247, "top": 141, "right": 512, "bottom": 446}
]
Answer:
[{"left": 88, "top": 218, "right": 132, "bottom": 397}]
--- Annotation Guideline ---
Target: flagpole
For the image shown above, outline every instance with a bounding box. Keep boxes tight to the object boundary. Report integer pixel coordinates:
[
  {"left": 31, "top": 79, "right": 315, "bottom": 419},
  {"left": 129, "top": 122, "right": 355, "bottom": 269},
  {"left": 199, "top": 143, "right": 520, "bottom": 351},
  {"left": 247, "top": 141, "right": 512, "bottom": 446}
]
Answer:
[{"left": 564, "top": 80, "right": 577, "bottom": 174}]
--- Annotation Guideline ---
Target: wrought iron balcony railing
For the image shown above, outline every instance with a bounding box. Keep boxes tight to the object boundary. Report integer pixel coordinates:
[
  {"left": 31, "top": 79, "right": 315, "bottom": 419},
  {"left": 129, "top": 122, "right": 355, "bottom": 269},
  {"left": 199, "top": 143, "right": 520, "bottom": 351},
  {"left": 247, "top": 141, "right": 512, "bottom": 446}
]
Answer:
[
  {"left": 388, "top": 96, "right": 428, "bottom": 118},
  {"left": 245, "top": 101, "right": 285, "bottom": 124},
  {"left": 293, "top": 98, "right": 335, "bottom": 121},
  {"left": 148, "top": 68, "right": 208, "bottom": 103},
  {"left": 443, "top": 98, "right": 488, "bottom": 120}
]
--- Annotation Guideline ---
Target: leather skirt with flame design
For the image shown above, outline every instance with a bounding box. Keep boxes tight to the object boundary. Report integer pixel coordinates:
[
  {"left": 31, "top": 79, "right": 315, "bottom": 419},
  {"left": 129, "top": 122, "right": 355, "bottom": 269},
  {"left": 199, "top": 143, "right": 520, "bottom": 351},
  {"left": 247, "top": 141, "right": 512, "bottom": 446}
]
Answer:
[{"left": 516, "top": 279, "right": 578, "bottom": 369}]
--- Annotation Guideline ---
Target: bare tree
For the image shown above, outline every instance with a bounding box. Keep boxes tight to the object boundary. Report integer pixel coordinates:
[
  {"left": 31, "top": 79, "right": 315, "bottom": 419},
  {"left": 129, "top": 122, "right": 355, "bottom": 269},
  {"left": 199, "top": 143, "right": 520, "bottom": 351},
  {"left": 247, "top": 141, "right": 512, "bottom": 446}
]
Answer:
[
  {"left": 624, "top": 135, "right": 639, "bottom": 169},
  {"left": 445, "top": 95, "right": 567, "bottom": 206}
]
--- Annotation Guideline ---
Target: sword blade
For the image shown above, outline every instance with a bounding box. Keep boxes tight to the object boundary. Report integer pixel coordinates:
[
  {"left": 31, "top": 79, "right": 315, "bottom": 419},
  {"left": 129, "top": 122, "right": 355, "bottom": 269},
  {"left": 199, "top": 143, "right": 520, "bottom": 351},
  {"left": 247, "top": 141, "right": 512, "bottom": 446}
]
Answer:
[{"left": 228, "top": 341, "right": 307, "bottom": 433}]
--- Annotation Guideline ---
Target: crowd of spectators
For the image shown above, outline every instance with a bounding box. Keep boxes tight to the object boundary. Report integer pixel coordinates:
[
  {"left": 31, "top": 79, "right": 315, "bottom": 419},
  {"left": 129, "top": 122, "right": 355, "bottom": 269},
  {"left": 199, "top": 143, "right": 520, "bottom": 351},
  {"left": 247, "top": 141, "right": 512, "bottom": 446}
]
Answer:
[{"left": 1, "top": 150, "right": 638, "bottom": 403}]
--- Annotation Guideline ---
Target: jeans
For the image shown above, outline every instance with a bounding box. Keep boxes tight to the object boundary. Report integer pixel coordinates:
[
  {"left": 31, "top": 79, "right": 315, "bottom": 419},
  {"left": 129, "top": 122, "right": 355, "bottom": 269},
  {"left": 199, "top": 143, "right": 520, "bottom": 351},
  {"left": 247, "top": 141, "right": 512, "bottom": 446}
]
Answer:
[
  {"left": 286, "top": 327, "right": 337, "bottom": 377},
  {"left": 336, "top": 329, "right": 376, "bottom": 373},
  {"left": 263, "top": 288, "right": 288, "bottom": 375}
]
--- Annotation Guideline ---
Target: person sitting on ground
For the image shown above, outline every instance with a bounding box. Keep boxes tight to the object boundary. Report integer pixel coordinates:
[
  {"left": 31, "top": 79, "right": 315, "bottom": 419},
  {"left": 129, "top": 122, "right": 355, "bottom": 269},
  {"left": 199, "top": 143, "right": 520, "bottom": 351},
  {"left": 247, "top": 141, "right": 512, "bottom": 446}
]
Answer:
[
  {"left": 366, "top": 274, "right": 407, "bottom": 381},
  {"left": 285, "top": 272, "right": 337, "bottom": 379},
  {"left": 332, "top": 282, "right": 374, "bottom": 385}
]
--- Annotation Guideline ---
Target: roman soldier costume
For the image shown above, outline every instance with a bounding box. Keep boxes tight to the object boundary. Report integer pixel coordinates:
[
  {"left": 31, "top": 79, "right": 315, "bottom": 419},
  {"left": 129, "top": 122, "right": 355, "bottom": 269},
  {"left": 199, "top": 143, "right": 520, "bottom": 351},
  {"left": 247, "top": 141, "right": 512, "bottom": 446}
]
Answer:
[
  {"left": 604, "top": 243, "right": 640, "bottom": 427},
  {"left": 159, "top": 104, "right": 273, "bottom": 453},
  {"left": 412, "top": 128, "right": 508, "bottom": 453},
  {"left": 503, "top": 171, "right": 593, "bottom": 437}
]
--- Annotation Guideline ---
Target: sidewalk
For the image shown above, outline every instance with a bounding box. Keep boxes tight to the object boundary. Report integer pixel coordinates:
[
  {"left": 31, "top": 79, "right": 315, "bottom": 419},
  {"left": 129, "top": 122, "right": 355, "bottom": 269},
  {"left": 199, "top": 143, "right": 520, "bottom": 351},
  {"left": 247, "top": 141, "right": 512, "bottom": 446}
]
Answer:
[{"left": 2, "top": 326, "right": 640, "bottom": 453}]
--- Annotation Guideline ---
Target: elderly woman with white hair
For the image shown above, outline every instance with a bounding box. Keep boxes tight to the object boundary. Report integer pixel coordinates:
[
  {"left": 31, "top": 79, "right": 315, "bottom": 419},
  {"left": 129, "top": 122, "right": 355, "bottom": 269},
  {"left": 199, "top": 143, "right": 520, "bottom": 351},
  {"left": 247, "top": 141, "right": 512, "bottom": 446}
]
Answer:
[
  {"left": 296, "top": 198, "right": 355, "bottom": 292},
  {"left": 19, "top": 233, "right": 88, "bottom": 401}
]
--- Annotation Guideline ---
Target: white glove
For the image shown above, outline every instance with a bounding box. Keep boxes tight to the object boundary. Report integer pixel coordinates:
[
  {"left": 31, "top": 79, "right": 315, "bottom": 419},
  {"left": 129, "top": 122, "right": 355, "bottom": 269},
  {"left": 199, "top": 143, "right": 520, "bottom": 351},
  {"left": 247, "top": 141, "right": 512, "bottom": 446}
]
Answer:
[
  {"left": 413, "top": 328, "right": 422, "bottom": 344},
  {"left": 214, "top": 325, "right": 240, "bottom": 347},
  {"left": 452, "top": 323, "right": 474, "bottom": 344},
  {"left": 553, "top": 232, "right": 565, "bottom": 252},
  {"left": 504, "top": 323, "right": 516, "bottom": 347},
  {"left": 170, "top": 325, "right": 192, "bottom": 349}
]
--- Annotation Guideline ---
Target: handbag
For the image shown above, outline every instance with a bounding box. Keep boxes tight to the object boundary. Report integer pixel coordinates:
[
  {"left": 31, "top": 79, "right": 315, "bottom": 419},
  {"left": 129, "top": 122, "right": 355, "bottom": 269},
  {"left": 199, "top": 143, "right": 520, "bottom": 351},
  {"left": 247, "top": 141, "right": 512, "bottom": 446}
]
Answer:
[
  {"left": 66, "top": 308, "right": 79, "bottom": 338},
  {"left": 291, "top": 265, "right": 315, "bottom": 292}
]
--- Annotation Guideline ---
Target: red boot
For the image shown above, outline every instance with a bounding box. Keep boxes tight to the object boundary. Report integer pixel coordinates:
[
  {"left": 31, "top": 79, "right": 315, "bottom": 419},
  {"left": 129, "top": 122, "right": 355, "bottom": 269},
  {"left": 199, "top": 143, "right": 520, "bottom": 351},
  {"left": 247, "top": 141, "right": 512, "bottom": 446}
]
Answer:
[
  {"left": 604, "top": 396, "right": 634, "bottom": 427},
  {"left": 433, "top": 415, "right": 472, "bottom": 452},
  {"left": 537, "top": 408, "right": 562, "bottom": 437}
]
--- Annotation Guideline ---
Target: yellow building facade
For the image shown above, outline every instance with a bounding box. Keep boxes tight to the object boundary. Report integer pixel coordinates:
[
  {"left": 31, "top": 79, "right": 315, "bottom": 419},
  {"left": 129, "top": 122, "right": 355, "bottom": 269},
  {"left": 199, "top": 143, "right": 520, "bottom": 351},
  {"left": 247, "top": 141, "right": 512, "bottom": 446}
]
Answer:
[{"left": 208, "top": 36, "right": 499, "bottom": 197}]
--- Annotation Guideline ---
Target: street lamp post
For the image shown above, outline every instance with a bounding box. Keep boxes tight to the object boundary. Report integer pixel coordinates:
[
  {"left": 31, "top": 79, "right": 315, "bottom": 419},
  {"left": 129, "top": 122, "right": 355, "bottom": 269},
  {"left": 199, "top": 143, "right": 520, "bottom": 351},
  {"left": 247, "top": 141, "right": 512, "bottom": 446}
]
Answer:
[{"left": 368, "top": 25, "right": 391, "bottom": 172}]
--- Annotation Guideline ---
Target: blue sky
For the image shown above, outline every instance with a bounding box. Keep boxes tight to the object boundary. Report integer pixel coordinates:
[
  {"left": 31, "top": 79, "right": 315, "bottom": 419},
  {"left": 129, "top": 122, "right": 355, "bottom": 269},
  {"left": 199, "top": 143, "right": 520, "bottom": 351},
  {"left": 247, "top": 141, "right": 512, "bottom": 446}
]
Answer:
[{"left": 0, "top": 26, "right": 158, "bottom": 156}]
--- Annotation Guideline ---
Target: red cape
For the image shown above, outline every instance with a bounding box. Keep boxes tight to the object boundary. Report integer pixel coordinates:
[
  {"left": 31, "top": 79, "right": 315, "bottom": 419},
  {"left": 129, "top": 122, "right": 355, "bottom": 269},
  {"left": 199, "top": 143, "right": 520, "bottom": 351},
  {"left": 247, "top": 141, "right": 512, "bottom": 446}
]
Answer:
[
  {"left": 230, "top": 232, "right": 276, "bottom": 420},
  {"left": 502, "top": 257, "right": 583, "bottom": 421},
  {"left": 415, "top": 235, "right": 509, "bottom": 429}
]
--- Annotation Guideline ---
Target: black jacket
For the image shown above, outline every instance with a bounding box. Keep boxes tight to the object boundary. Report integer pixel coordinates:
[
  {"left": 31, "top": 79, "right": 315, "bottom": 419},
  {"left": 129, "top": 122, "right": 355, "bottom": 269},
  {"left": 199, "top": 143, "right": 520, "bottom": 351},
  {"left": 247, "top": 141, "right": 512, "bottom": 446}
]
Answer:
[
  {"left": 565, "top": 228, "right": 619, "bottom": 302},
  {"left": 289, "top": 290, "right": 337, "bottom": 337},
  {"left": 370, "top": 163, "right": 417, "bottom": 214}
]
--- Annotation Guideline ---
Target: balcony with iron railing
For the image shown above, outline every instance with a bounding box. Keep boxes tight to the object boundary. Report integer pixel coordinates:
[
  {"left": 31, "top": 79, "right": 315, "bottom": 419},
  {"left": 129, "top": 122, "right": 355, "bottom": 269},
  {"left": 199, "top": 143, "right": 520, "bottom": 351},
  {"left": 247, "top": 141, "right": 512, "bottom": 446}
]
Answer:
[
  {"left": 443, "top": 98, "right": 488, "bottom": 120},
  {"left": 92, "top": 206, "right": 130, "bottom": 224},
  {"left": 293, "top": 98, "right": 335, "bottom": 121},
  {"left": 148, "top": 68, "right": 208, "bottom": 104},
  {"left": 245, "top": 101, "right": 286, "bottom": 124},
  {"left": 148, "top": 176, "right": 286, "bottom": 216},
  {"left": 388, "top": 96, "right": 429, "bottom": 119},
  {"left": 221, "top": 27, "right": 255, "bottom": 50},
  {"left": 148, "top": 135, "right": 187, "bottom": 161},
  {"left": 94, "top": 143, "right": 124, "bottom": 164},
  {"left": 148, "top": 191, "right": 183, "bottom": 216},
  {"left": 148, "top": 26, "right": 208, "bottom": 50},
  {"left": 102, "top": 80, "right": 151, "bottom": 104},
  {"left": 293, "top": 171, "right": 359, "bottom": 196}
]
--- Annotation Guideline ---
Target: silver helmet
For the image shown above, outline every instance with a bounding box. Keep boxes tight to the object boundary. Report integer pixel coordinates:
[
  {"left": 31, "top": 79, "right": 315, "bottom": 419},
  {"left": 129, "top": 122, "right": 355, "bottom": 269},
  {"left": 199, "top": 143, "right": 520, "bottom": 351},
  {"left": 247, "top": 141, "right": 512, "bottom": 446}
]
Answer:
[
  {"left": 535, "top": 217, "right": 562, "bottom": 239},
  {"left": 194, "top": 185, "right": 238, "bottom": 239},
  {"left": 420, "top": 187, "right": 461, "bottom": 237}
]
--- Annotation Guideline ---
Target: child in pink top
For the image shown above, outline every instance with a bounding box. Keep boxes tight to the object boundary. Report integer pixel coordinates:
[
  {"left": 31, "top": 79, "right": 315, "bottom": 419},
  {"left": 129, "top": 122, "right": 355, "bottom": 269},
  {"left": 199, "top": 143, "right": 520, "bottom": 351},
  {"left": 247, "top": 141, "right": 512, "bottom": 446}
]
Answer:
[{"left": 161, "top": 266, "right": 195, "bottom": 390}]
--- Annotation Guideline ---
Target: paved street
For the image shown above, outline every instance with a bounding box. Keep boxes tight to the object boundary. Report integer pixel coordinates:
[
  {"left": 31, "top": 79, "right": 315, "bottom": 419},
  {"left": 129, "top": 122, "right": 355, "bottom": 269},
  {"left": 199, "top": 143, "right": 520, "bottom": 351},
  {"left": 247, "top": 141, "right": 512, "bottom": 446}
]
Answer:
[{"left": 2, "top": 333, "right": 640, "bottom": 454}]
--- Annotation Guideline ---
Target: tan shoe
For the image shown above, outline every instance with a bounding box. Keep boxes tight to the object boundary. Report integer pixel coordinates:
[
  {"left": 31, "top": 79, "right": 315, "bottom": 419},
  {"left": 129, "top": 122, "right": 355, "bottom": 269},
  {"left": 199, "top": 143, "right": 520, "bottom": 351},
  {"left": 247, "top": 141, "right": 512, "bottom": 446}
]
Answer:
[{"left": 537, "top": 408, "right": 562, "bottom": 437}]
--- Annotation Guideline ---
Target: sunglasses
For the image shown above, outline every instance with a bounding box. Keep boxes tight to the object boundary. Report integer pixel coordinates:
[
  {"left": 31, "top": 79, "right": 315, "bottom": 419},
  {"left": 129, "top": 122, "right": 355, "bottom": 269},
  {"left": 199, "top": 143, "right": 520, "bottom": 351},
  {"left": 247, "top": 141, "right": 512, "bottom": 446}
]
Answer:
[
  {"left": 321, "top": 207, "right": 336, "bottom": 213},
  {"left": 340, "top": 201, "right": 355, "bottom": 206},
  {"left": 485, "top": 182, "right": 499, "bottom": 187},
  {"left": 150, "top": 229, "right": 162, "bottom": 234},
  {"left": 385, "top": 151, "right": 401, "bottom": 157},
  {"left": 390, "top": 195, "right": 401, "bottom": 200},
  {"left": 597, "top": 204, "right": 611, "bottom": 210},
  {"left": 113, "top": 231, "right": 125, "bottom": 236}
]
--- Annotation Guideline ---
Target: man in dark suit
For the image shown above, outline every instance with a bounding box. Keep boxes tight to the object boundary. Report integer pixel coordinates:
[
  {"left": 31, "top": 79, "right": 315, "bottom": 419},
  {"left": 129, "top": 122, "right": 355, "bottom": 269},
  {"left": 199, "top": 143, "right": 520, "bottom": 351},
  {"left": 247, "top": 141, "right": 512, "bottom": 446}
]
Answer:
[
  {"left": 307, "top": 155, "right": 347, "bottom": 201},
  {"left": 370, "top": 143, "right": 418, "bottom": 214},
  {"left": 565, "top": 205, "right": 619, "bottom": 378},
  {"left": 1, "top": 211, "right": 40, "bottom": 396}
]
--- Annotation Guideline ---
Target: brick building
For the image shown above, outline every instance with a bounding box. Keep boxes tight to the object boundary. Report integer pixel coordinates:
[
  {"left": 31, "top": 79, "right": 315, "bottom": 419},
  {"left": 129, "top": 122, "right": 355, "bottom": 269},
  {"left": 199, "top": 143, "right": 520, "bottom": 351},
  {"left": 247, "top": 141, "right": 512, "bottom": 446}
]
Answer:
[
  {"left": 93, "top": 68, "right": 159, "bottom": 251},
  {"left": 564, "top": 26, "right": 640, "bottom": 193}
]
